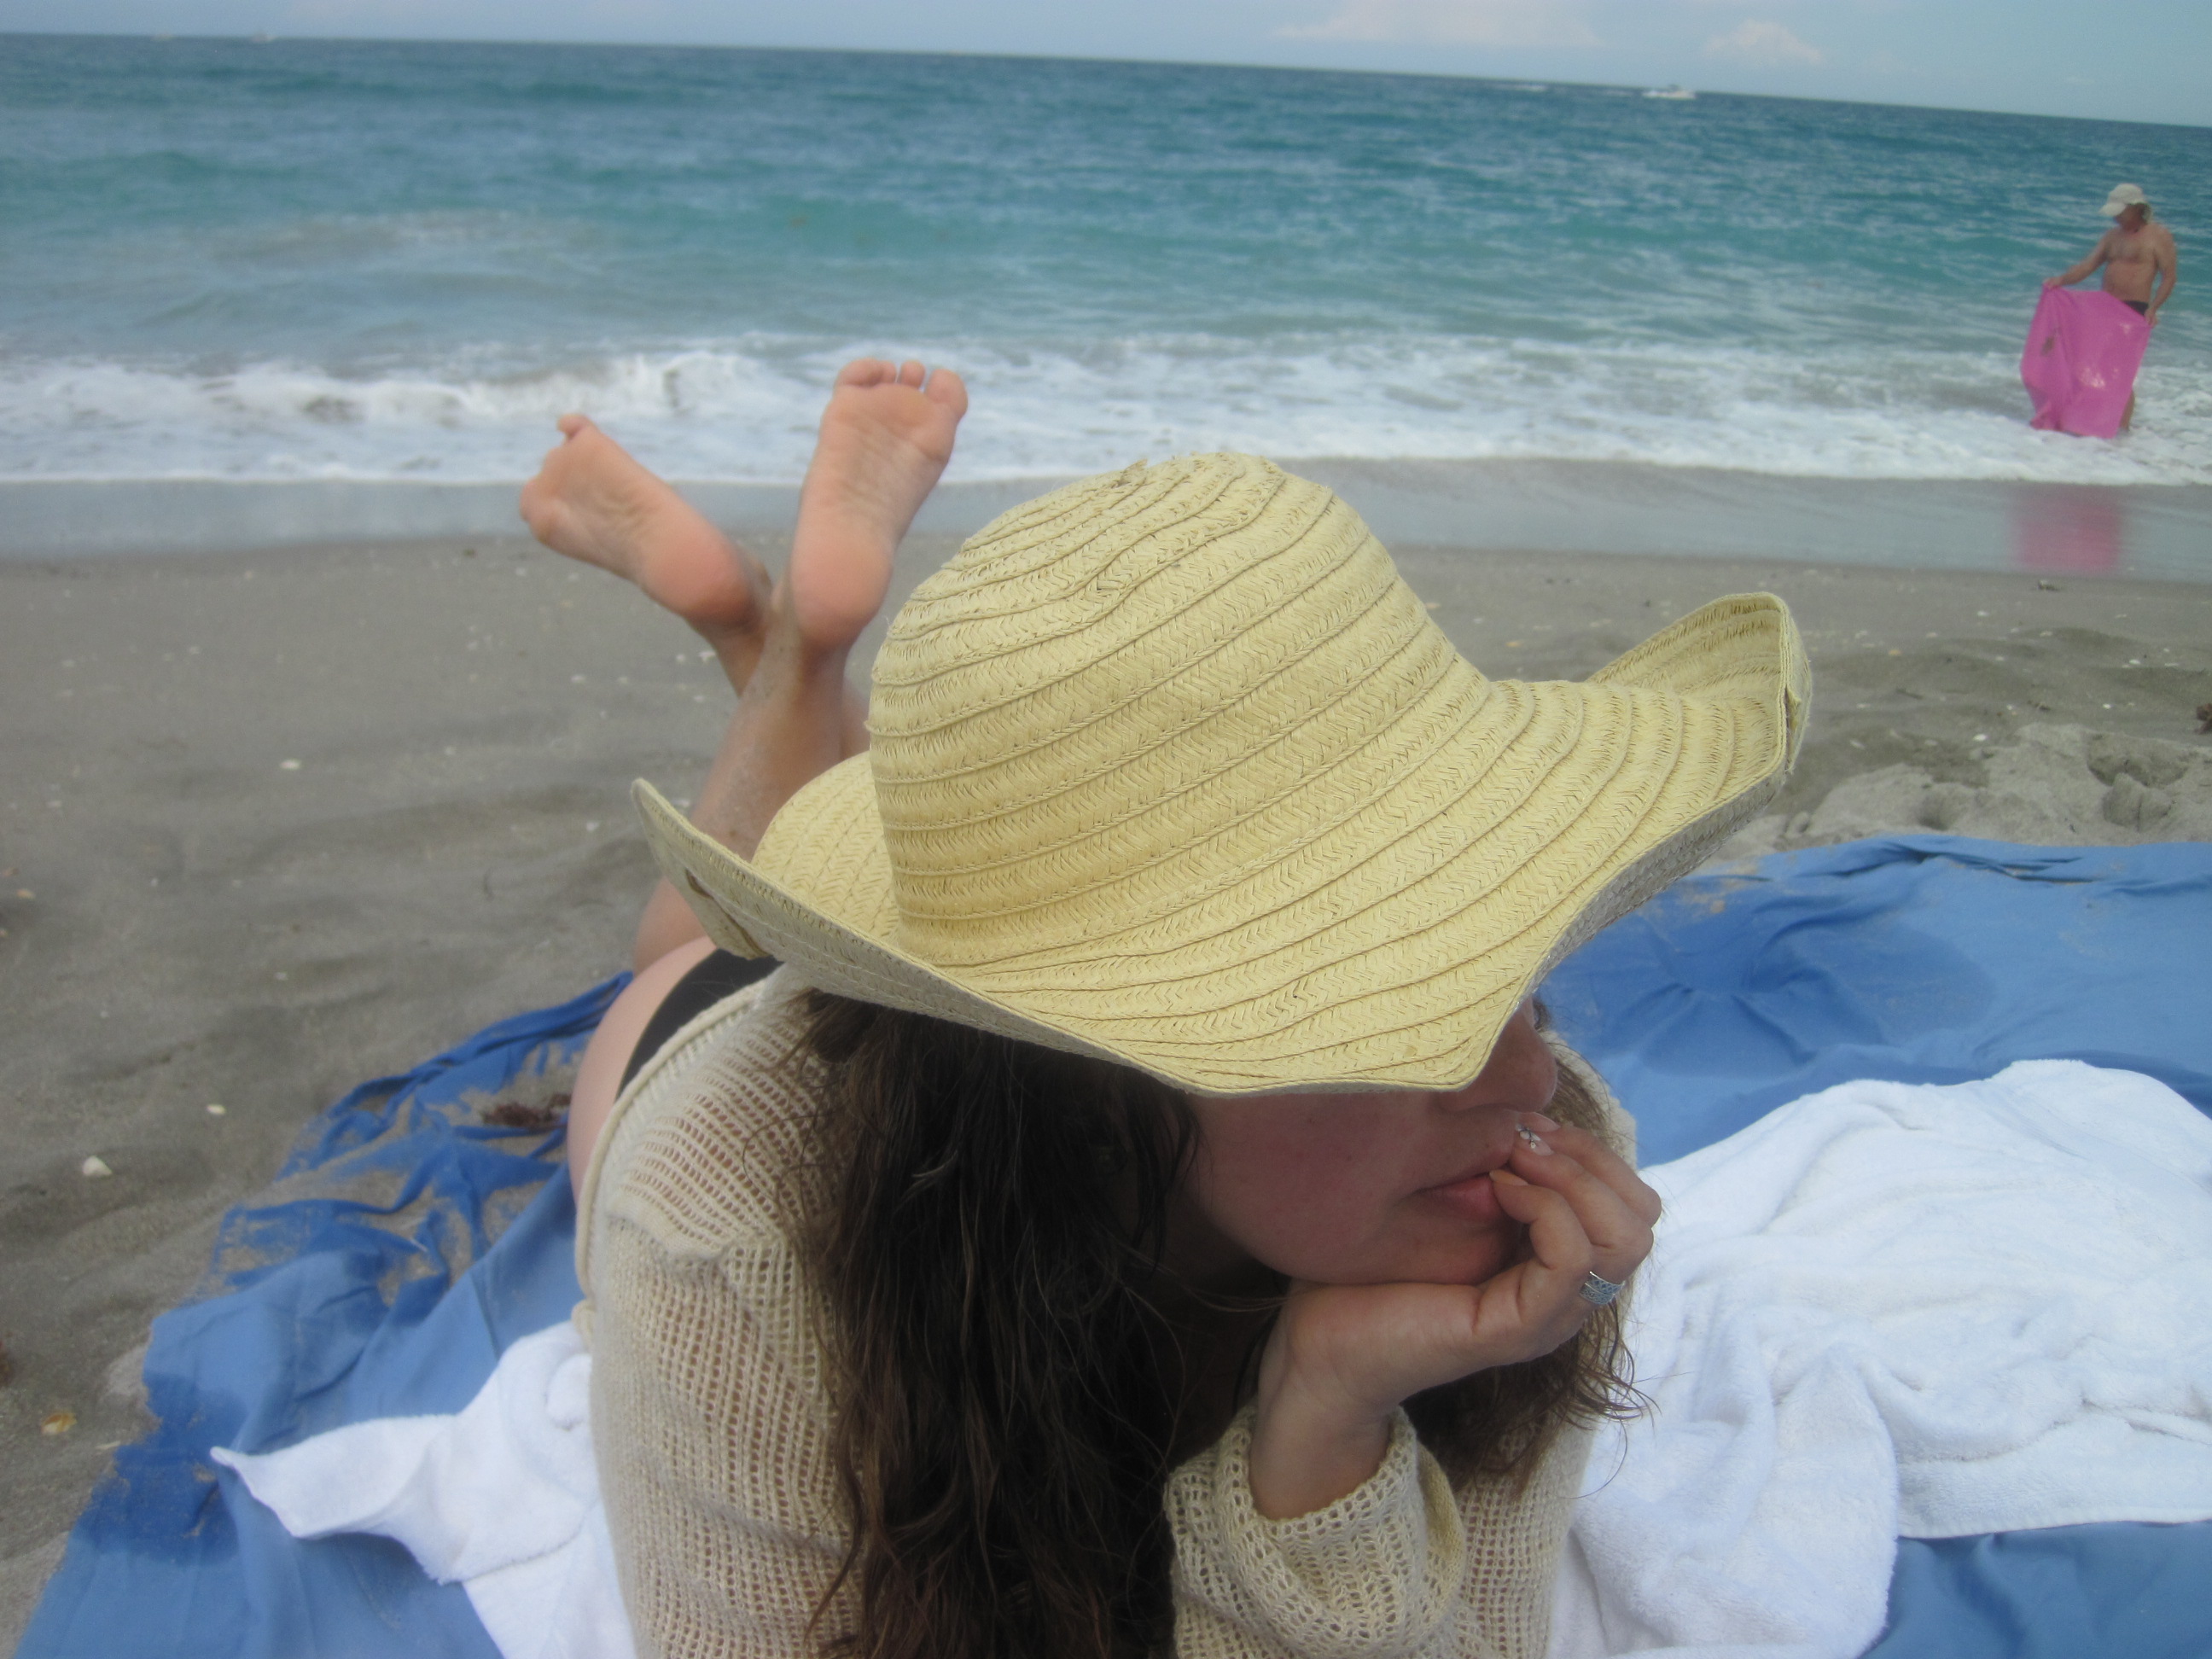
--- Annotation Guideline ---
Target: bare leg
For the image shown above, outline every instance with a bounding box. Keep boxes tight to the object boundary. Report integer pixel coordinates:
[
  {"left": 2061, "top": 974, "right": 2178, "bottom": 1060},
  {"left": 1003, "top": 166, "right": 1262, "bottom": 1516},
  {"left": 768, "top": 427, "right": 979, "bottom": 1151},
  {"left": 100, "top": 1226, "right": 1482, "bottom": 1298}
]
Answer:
[
  {"left": 520, "top": 415, "right": 775, "bottom": 688},
  {"left": 567, "top": 359, "right": 968, "bottom": 1194},
  {"left": 628, "top": 357, "right": 969, "bottom": 967},
  {"left": 2122, "top": 391, "right": 2136, "bottom": 433}
]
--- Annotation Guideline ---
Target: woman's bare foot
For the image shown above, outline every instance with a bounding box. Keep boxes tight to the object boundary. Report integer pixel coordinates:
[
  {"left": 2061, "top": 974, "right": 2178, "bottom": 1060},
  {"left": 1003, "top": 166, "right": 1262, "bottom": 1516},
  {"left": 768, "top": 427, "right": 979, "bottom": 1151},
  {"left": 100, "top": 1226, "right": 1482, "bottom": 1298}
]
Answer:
[
  {"left": 520, "top": 415, "right": 774, "bottom": 684},
  {"left": 783, "top": 358, "right": 968, "bottom": 654}
]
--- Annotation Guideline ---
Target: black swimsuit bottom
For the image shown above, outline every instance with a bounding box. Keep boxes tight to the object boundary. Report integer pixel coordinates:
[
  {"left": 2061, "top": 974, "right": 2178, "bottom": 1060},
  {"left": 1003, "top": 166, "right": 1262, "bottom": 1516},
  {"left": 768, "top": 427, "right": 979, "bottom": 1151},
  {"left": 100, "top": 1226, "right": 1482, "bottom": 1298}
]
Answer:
[
  {"left": 618, "top": 950, "right": 780, "bottom": 1091},
  {"left": 2123, "top": 299, "right": 2150, "bottom": 316}
]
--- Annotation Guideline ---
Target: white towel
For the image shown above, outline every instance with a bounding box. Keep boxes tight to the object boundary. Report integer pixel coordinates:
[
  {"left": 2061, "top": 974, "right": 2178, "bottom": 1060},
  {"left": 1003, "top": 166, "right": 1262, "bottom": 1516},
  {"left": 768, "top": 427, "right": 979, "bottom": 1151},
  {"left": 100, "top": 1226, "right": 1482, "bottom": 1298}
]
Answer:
[
  {"left": 212, "top": 1321, "right": 632, "bottom": 1659},
  {"left": 218, "top": 1062, "right": 2212, "bottom": 1659},
  {"left": 1551, "top": 1060, "right": 2212, "bottom": 1659}
]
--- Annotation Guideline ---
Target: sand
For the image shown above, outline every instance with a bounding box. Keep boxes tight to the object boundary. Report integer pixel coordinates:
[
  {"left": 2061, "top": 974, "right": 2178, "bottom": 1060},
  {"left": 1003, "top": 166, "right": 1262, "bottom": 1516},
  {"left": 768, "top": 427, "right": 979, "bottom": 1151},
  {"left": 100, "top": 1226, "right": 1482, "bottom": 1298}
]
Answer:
[{"left": 3, "top": 527, "right": 2210, "bottom": 1644}]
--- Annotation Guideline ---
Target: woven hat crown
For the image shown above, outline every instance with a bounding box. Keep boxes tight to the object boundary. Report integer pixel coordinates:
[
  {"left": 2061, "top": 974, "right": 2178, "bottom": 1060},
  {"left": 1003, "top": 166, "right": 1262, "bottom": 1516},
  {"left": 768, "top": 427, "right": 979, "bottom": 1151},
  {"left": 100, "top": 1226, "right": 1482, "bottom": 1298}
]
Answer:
[{"left": 863, "top": 453, "right": 1454, "bottom": 972}]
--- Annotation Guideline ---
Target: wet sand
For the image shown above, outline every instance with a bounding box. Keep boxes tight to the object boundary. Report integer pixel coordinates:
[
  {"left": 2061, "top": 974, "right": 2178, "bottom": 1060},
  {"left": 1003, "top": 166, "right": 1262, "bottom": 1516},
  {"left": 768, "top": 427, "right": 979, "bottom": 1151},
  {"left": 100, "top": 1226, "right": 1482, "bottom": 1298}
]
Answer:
[
  {"left": 10, "top": 462, "right": 2211, "bottom": 584},
  {"left": 3, "top": 529, "right": 2210, "bottom": 1641}
]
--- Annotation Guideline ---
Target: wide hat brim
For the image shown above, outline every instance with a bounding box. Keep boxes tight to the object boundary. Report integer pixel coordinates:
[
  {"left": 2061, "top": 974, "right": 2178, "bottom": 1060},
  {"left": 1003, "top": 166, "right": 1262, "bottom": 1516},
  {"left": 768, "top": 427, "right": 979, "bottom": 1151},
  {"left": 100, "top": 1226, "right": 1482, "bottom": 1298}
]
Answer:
[{"left": 638, "top": 457, "right": 1808, "bottom": 1096}]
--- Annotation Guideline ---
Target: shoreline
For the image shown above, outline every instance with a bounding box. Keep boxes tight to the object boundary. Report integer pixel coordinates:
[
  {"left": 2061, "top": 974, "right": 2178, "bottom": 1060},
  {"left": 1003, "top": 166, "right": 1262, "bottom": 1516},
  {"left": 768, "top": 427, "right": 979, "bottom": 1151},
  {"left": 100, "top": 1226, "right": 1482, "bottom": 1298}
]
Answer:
[
  {"left": 4, "top": 460, "right": 2209, "bottom": 582},
  {"left": 3, "top": 528, "right": 2209, "bottom": 1642}
]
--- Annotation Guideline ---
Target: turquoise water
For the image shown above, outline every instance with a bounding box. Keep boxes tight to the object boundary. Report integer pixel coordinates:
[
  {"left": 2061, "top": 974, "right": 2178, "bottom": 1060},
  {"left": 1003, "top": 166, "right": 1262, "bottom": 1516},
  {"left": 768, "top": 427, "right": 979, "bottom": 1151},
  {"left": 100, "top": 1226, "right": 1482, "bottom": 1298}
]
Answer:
[{"left": 4, "top": 34, "right": 2207, "bottom": 486}]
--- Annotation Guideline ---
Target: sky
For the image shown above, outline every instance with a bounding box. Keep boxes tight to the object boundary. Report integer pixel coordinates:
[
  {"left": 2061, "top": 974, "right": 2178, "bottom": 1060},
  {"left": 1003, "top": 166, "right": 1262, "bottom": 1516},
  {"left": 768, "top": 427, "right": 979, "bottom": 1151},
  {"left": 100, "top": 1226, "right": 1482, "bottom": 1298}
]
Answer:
[{"left": 3, "top": 0, "right": 2206, "bottom": 129}]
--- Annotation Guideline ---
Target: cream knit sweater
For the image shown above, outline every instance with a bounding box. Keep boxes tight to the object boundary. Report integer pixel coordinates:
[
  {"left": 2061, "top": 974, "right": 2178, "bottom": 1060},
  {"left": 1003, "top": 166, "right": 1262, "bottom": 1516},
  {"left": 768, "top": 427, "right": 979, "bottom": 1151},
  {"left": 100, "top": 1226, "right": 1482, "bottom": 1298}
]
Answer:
[{"left": 575, "top": 971, "right": 1616, "bottom": 1659}]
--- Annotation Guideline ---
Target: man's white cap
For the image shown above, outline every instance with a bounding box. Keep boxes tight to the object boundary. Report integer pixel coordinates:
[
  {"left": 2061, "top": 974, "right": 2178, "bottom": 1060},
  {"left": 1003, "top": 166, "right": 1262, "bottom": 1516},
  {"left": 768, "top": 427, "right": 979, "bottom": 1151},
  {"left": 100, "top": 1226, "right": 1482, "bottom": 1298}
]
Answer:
[{"left": 2101, "top": 183, "right": 2150, "bottom": 217}]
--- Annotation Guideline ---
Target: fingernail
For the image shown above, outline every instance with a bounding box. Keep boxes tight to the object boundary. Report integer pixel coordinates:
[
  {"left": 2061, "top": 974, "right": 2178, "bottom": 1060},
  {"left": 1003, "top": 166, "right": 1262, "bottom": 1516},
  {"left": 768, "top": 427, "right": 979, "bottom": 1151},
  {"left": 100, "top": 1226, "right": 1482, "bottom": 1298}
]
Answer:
[
  {"left": 1516, "top": 1122, "right": 1553, "bottom": 1155},
  {"left": 1526, "top": 1113, "right": 1560, "bottom": 1132},
  {"left": 1489, "top": 1168, "right": 1529, "bottom": 1186}
]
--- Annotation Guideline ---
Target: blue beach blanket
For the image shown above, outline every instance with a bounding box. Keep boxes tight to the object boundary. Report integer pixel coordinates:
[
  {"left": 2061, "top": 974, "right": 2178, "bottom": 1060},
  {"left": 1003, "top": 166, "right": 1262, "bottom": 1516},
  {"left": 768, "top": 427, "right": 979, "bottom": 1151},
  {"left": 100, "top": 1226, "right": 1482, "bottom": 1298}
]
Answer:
[
  {"left": 21, "top": 836, "right": 2212, "bottom": 1659},
  {"left": 21, "top": 983, "right": 621, "bottom": 1659}
]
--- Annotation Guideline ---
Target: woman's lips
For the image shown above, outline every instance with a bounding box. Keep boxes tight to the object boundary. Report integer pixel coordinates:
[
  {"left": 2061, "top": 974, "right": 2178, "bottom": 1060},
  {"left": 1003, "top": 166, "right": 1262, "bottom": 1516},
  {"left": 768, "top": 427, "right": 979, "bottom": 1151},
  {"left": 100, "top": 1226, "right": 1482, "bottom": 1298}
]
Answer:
[{"left": 1417, "top": 1165, "right": 1507, "bottom": 1224}]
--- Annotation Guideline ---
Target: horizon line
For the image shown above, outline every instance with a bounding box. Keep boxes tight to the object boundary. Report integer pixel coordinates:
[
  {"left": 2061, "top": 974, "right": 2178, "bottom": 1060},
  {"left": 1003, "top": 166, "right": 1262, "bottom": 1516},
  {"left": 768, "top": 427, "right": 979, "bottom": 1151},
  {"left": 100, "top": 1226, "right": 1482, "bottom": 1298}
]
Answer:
[{"left": 4, "top": 27, "right": 2207, "bottom": 133}]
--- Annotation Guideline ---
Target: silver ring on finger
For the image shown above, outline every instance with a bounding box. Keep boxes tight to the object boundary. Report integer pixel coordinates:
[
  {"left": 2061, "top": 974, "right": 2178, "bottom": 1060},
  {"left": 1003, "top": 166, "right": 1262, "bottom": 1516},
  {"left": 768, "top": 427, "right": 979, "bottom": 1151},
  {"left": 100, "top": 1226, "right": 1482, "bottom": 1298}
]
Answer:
[{"left": 1578, "top": 1271, "right": 1625, "bottom": 1307}]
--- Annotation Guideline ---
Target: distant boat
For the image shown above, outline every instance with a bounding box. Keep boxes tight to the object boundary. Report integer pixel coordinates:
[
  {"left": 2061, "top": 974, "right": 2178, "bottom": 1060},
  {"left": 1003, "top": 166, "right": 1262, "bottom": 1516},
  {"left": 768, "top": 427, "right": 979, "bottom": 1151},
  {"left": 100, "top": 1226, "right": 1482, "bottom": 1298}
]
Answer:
[
  {"left": 250, "top": 32, "right": 276, "bottom": 44},
  {"left": 1510, "top": 83, "right": 1550, "bottom": 94},
  {"left": 1644, "top": 85, "right": 1697, "bottom": 101}
]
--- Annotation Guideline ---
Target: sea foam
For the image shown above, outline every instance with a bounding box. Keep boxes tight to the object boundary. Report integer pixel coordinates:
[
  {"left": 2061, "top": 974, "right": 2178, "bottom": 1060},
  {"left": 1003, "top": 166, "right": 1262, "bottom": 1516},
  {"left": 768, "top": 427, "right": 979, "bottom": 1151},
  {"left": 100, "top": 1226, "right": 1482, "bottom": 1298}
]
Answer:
[{"left": 6, "top": 335, "right": 2206, "bottom": 489}]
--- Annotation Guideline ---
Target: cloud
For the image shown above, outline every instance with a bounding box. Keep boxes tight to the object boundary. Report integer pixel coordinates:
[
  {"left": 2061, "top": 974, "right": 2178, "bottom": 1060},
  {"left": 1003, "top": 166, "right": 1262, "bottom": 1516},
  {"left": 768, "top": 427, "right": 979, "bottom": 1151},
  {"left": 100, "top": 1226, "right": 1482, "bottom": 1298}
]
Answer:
[
  {"left": 1702, "top": 17, "right": 1825, "bottom": 66},
  {"left": 283, "top": 0, "right": 447, "bottom": 19},
  {"left": 281, "top": 0, "right": 681, "bottom": 21},
  {"left": 1278, "top": 0, "right": 1601, "bottom": 48}
]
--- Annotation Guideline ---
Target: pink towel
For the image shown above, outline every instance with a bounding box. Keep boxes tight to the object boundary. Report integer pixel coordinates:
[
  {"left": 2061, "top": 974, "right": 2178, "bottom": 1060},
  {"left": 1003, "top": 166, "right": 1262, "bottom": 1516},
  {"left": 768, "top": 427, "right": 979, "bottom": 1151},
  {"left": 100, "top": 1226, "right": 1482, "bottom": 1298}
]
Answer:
[{"left": 2021, "top": 288, "right": 2150, "bottom": 439}]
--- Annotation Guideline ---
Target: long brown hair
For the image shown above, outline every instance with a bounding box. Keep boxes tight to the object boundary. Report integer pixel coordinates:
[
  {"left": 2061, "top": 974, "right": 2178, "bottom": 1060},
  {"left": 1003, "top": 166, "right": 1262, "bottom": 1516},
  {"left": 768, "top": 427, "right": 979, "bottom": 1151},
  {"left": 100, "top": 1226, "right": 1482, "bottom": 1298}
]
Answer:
[{"left": 795, "top": 992, "right": 1636, "bottom": 1659}]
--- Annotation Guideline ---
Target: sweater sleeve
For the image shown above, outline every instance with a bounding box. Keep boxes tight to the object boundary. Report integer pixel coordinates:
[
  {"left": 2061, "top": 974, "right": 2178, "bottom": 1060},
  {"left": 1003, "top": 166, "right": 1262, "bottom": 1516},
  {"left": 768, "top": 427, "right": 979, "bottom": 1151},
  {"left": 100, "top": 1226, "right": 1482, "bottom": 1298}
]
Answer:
[
  {"left": 1166, "top": 1404, "right": 1592, "bottom": 1659},
  {"left": 1167, "top": 1406, "right": 1477, "bottom": 1659}
]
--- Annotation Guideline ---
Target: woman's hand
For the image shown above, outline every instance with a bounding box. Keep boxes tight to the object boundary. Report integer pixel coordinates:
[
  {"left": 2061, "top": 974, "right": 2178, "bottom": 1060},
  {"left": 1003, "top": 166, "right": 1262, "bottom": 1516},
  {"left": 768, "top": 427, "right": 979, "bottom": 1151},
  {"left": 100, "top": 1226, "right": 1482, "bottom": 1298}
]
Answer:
[{"left": 1244, "top": 1115, "right": 1659, "bottom": 1519}]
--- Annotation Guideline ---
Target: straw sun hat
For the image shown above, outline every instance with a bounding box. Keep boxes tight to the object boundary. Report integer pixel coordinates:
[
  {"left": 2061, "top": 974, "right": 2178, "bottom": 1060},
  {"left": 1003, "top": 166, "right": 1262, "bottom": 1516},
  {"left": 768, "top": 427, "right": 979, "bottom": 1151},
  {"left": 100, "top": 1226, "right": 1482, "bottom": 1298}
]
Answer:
[{"left": 637, "top": 453, "right": 1808, "bottom": 1096}]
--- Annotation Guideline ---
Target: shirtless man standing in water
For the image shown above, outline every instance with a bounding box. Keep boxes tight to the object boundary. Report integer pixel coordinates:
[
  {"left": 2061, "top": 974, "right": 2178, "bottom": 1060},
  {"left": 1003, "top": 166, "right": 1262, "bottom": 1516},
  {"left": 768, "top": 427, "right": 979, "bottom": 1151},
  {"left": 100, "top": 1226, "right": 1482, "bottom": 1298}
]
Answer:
[{"left": 2045, "top": 183, "right": 2180, "bottom": 430}]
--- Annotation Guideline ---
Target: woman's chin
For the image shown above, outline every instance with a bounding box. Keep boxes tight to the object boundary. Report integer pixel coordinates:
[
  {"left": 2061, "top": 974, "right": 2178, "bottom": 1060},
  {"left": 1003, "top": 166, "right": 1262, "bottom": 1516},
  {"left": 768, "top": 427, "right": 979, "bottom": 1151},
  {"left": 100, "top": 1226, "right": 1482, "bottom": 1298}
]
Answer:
[{"left": 1335, "top": 1227, "right": 1524, "bottom": 1289}]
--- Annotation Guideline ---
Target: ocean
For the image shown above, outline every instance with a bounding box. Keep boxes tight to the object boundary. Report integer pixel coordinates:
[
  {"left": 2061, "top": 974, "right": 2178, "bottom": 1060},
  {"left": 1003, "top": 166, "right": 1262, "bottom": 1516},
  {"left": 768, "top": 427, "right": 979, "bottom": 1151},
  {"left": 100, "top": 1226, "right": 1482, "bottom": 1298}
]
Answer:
[{"left": 4, "top": 33, "right": 2209, "bottom": 544}]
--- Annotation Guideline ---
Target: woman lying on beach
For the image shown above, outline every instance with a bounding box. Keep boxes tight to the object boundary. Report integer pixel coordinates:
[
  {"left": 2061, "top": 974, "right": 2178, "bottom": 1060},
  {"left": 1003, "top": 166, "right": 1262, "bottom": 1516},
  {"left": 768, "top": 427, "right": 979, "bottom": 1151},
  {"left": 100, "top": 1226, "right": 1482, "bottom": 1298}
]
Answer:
[{"left": 517, "top": 359, "right": 1807, "bottom": 1659}]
